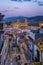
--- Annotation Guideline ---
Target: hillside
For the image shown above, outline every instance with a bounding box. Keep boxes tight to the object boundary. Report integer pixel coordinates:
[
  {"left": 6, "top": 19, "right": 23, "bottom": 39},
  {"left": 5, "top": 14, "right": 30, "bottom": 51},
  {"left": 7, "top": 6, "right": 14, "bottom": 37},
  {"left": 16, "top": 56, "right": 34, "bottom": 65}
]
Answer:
[{"left": 3, "top": 16, "right": 43, "bottom": 26}]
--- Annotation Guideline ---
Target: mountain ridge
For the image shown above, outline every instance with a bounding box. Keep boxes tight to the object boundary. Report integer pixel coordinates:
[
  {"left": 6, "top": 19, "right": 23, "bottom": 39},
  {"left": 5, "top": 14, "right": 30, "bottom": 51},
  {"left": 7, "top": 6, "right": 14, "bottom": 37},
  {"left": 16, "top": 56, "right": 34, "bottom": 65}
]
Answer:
[{"left": 4, "top": 16, "right": 43, "bottom": 22}]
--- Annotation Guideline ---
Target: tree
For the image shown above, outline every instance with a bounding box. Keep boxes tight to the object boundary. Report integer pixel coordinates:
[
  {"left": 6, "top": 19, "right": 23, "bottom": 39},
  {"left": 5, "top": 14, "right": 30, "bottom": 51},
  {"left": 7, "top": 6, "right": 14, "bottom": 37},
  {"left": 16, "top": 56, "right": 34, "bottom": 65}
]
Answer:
[{"left": 0, "top": 13, "right": 5, "bottom": 21}]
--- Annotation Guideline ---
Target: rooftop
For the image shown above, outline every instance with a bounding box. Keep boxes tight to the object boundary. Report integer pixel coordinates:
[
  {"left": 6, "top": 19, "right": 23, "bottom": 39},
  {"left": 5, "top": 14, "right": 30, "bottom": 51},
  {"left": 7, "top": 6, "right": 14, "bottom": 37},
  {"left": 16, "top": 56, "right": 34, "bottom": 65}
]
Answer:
[{"left": 35, "top": 33, "right": 43, "bottom": 40}]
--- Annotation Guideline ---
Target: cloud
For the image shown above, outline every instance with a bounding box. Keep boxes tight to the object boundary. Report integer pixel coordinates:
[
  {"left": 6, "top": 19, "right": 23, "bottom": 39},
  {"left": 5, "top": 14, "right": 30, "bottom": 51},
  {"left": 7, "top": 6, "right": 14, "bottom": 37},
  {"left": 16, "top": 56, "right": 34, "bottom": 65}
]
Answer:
[
  {"left": 24, "top": 0, "right": 31, "bottom": 1},
  {"left": 38, "top": 1, "right": 43, "bottom": 6},
  {"left": 1, "top": 6, "right": 20, "bottom": 13},
  {"left": 11, "top": 0, "right": 17, "bottom": 1},
  {"left": 14, "top": 7, "right": 20, "bottom": 9},
  {"left": 11, "top": 0, "right": 31, "bottom": 2},
  {"left": 32, "top": 0, "right": 43, "bottom": 6},
  {"left": 32, "top": 0, "right": 37, "bottom": 2},
  {"left": 11, "top": 0, "right": 22, "bottom": 2},
  {"left": 1, "top": 10, "right": 9, "bottom": 12}
]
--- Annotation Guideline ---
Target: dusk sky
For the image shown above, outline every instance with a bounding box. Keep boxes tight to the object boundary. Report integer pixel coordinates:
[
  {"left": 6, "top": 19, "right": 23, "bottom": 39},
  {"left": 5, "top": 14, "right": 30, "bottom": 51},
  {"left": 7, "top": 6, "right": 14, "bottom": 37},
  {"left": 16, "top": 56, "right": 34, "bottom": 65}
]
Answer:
[{"left": 0, "top": 0, "right": 43, "bottom": 18}]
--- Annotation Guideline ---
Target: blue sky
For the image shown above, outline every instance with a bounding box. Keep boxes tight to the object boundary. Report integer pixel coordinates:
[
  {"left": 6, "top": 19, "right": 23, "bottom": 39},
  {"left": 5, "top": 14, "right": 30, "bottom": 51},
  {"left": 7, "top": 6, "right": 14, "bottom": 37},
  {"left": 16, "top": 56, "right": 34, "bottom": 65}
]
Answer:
[{"left": 0, "top": 0, "right": 43, "bottom": 17}]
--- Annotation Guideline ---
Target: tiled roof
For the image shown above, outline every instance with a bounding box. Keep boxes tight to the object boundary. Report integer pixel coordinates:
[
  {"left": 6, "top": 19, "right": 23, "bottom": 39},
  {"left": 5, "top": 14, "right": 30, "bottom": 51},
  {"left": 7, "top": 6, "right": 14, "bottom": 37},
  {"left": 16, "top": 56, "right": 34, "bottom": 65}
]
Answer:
[
  {"left": 35, "top": 33, "right": 43, "bottom": 40},
  {"left": 31, "top": 30, "right": 39, "bottom": 33}
]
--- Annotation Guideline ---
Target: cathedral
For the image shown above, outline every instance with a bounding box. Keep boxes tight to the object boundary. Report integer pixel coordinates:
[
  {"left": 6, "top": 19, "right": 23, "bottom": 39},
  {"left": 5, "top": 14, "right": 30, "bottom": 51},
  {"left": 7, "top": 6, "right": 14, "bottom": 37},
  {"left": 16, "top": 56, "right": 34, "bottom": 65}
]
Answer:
[{"left": 11, "top": 18, "right": 28, "bottom": 29}]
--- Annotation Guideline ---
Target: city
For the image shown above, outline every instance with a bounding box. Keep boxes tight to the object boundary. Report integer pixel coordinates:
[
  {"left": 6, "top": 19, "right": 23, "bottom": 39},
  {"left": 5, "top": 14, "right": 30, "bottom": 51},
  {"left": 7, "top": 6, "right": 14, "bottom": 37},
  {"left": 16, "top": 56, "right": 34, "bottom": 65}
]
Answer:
[
  {"left": 0, "top": 13, "right": 43, "bottom": 65},
  {"left": 0, "top": 0, "right": 43, "bottom": 65}
]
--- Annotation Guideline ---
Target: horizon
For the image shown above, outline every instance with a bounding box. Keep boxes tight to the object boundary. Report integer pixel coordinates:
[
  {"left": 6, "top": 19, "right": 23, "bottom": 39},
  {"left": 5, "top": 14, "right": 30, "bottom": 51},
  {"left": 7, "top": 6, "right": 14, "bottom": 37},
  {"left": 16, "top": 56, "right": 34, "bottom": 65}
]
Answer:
[
  {"left": 4, "top": 15, "right": 43, "bottom": 23},
  {"left": 4, "top": 15, "right": 43, "bottom": 19}
]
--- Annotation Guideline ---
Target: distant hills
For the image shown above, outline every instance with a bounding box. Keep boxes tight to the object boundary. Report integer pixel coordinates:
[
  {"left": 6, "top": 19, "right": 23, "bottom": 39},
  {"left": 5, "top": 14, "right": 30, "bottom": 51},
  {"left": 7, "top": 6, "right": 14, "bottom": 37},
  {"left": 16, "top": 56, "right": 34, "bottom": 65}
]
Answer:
[
  {"left": 3, "top": 16, "right": 43, "bottom": 26},
  {"left": 4, "top": 16, "right": 43, "bottom": 22}
]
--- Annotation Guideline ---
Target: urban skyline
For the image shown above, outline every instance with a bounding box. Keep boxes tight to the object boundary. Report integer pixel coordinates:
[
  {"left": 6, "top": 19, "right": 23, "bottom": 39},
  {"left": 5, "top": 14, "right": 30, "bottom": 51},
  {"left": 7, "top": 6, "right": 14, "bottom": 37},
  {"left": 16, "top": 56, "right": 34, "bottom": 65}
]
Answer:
[{"left": 0, "top": 1, "right": 43, "bottom": 65}]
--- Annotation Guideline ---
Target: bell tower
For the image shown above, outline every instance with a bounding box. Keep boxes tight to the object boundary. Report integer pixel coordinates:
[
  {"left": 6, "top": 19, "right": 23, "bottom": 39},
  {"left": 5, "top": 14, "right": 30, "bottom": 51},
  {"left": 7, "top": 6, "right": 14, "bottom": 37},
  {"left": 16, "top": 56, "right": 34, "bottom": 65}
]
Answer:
[{"left": 24, "top": 18, "right": 28, "bottom": 26}]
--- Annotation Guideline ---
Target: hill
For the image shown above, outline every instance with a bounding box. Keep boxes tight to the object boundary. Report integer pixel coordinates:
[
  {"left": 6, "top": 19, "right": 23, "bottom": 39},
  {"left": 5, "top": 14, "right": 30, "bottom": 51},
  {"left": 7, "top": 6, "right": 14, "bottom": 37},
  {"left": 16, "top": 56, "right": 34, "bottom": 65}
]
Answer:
[
  {"left": 4, "top": 16, "right": 43, "bottom": 22},
  {"left": 3, "top": 16, "right": 43, "bottom": 26}
]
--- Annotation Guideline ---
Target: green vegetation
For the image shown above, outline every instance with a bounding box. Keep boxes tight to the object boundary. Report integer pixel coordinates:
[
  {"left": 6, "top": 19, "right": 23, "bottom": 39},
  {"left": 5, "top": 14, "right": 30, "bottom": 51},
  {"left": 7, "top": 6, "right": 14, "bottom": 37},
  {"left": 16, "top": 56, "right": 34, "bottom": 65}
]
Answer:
[{"left": 34, "top": 62, "right": 42, "bottom": 65}]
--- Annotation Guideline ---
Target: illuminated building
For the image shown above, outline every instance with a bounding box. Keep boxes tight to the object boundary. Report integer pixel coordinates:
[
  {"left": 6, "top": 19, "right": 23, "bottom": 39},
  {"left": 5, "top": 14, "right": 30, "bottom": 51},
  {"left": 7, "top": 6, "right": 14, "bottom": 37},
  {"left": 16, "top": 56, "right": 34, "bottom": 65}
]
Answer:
[
  {"left": 39, "top": 22, "right": 43, "bottom": 27},
  {"left": 11, "top": 18, "right": 28, "bottom": 29}
]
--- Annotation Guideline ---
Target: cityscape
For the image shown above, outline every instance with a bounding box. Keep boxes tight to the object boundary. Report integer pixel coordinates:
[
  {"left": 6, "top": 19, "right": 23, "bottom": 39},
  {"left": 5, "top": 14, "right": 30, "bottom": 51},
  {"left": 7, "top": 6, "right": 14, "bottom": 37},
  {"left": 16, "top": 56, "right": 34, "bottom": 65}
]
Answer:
[{"left": 0, "top": 0, "right": 43, "bottom": 65}]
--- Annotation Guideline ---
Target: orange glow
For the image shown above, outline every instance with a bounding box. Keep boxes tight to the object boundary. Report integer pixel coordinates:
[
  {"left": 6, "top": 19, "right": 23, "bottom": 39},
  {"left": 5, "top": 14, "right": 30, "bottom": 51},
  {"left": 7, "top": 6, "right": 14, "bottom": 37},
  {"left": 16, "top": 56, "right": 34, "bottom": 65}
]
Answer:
[
  {"left": 12, "top": 24, "right": 19, "bottom": 29},
  {"left": 11, "top": 19, "right": 28, "bottom": 29},
  {"left": 40, "top": 22, "right": 43, "bottom": 27},
  {"left": 40, "top": 24, "right": 43, "bottom": 26}
]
